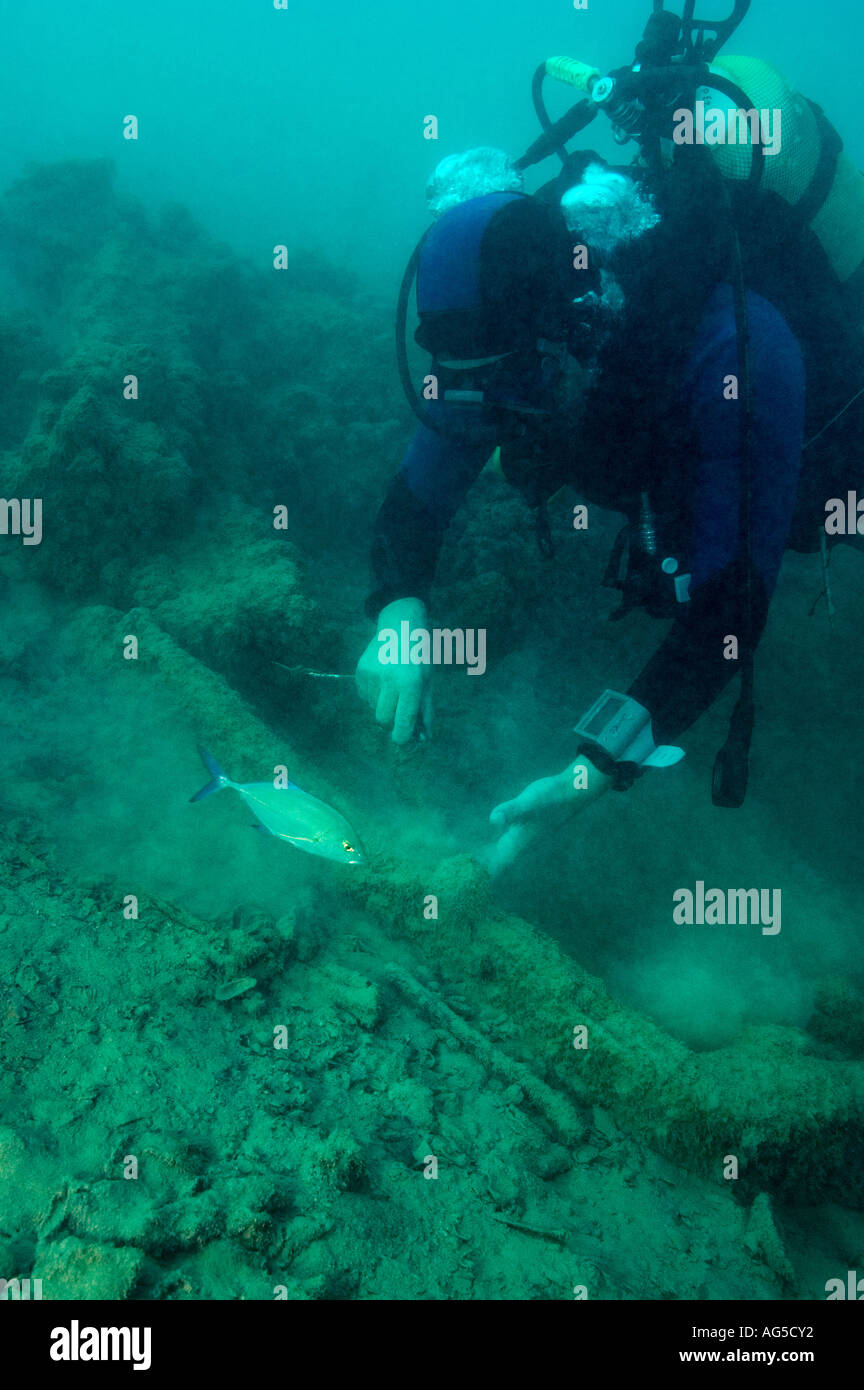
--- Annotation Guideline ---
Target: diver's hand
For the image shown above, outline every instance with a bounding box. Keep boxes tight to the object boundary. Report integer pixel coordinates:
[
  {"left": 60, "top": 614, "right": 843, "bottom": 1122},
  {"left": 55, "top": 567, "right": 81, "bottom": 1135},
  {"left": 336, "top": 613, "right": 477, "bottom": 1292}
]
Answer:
[
  {"left": 482, "top": 757, "right": 613, "bottom": 877},
  {"left": 355, "top": 597, "right": 433, "bottom": 745}
]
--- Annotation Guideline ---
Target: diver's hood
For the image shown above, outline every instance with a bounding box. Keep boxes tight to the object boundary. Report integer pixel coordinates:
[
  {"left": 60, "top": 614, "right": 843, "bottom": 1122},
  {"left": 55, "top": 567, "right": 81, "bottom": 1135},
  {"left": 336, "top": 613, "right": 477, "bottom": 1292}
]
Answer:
[{"left": 415, "top": 191, "right": 578, "bottom": 362}]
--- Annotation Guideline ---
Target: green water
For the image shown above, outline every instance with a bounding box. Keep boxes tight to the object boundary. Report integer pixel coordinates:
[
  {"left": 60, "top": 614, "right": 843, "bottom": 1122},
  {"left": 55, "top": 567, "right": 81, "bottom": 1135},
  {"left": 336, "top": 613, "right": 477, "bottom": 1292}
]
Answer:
[{"left": 1, "top": 0, "right": 863, "bottom": 1302}]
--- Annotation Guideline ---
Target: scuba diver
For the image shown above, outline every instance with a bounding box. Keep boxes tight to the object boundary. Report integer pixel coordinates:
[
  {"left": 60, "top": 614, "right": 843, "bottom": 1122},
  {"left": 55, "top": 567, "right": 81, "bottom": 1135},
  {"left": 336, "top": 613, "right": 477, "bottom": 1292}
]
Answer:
[{"left": 355, "top": 1, "right": 864, "bottom": 874}]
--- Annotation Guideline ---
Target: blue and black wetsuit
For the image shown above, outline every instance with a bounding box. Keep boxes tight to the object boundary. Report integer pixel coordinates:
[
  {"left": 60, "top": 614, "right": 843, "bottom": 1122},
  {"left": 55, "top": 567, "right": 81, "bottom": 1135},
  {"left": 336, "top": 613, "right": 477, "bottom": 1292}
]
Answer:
[{"left": 368, "top": 280, "right": 806, "bottom": 748}]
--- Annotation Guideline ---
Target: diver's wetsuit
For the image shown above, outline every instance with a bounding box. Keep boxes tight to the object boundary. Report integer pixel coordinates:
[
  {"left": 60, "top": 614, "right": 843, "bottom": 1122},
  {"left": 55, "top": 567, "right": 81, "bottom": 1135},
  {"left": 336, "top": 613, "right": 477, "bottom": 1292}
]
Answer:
[{"left": 367, "top": 281, "right": 806, "bottom": 749}]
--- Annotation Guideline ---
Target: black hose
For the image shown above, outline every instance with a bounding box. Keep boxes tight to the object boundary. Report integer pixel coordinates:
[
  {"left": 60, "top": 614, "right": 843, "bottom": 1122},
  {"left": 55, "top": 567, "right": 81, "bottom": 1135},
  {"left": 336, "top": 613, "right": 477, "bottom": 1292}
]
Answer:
[
  {"left": 712, "top": 221, "right": 756, "bottom": 808},
  {"left": 394, "top": 230, "right": 487, "bottom": 443},
  {"left": 680, "top": 0, "right": 752, "bottom": 63},
  {"left": 395, "top": 232, "right": 429, "bottom": 431},
  {"left": 701, "top": 74, "right": 765, "bottom": 191},
  {"left": 531, "top": 63, "right": 554, "bottom": 136},
  {"left": 517, "top": 65, "right": 597, "bottom": 171}
]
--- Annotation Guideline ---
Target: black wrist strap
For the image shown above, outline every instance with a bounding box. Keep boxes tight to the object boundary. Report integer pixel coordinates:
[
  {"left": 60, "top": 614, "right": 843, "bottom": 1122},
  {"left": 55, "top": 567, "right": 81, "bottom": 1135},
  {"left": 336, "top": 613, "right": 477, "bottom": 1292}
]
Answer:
[{"left": 575, "top": 743, "right": 642, "bottom": 792}]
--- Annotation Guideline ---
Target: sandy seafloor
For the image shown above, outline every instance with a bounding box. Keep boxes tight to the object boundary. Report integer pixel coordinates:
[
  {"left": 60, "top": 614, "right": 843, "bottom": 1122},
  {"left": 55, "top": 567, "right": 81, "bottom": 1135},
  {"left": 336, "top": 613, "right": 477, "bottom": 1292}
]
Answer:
[{"left": 1, "top": 160, "right": 863, "bottom": 1301}]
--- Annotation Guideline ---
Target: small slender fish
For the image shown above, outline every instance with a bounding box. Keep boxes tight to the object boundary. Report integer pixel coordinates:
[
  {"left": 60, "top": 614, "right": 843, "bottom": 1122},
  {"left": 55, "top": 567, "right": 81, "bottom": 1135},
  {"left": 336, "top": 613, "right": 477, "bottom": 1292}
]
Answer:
[
  {"left": 272, "top": 662, "right": 351, "bottom": 680},
  {"left": 272, "top": 662, "right": 428, "bottom": 742},
  {"left": 190, "top": 747, "right": 365, "bottom": 865}
]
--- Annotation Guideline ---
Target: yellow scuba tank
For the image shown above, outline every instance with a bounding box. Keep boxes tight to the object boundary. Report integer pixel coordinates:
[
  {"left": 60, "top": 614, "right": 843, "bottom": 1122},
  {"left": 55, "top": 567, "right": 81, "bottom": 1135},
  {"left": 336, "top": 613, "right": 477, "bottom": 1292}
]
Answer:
[
  {"left": 701, "top": 56, "right": 864, "bottom": 286},
  {"left": 533, "top": 50, "right": 864, "bottom": 294}
]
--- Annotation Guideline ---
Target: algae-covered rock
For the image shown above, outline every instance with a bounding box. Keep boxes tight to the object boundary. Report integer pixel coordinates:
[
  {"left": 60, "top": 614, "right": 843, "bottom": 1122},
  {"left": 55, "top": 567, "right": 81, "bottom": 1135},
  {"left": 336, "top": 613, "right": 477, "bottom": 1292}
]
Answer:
[
  {"left": 0, "top": 160, "right": 132, "bottom": 297},
  {"left": 0, "top": 1125, "right": 27, "bottom": 1181},
  {"left": 0, "top": 820, "right": 819, "bottom": 1300},
  {"left": 0, "top": 155, "right": 399, "bottom": 638},
  {"left": 312, "top": 1131, "right": 368, "bottom": 1192},
  {"left": 318, "top": 964, "right": 380, "bottom": 1028},
  {"left": 130, "top": 519, "right": 319, "bottom": 688},
  {"left": 146, "top": 1193, "right": 226, "bottom": 1258},
  {"left": 34, "top": 1237, "right": 144, "bottom": 1300},
  {"left": 807, "top": 978, "right": 864, "bottom": 1058},
  {"left": 744, "top": 1193, "right": 796, "bottom": 1288},
  {"left": 215, "top": 977, "right": 257, "bottom": 1002},
  {"left": 345, "top": 854, "right": 864, "bottom": 1199}
]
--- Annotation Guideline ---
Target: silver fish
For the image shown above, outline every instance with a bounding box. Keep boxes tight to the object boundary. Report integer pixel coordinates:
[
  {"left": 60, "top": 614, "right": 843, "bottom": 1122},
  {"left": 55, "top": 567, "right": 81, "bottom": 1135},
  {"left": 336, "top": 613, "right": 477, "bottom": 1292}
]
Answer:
[{"left": 190, "top": 747, "right": 365, "bottom": 865}]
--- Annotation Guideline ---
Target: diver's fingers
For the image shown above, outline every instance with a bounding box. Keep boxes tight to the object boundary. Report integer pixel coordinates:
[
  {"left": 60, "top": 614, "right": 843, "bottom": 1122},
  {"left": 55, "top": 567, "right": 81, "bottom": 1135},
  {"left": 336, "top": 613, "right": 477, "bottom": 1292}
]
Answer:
[
  {"left": 392, "top": 681, "right": 422, "bottom": 745},
  {"left": 356, "top": 646, "right": 383, "bottom": 709},
  {"left": 375, "top": 681, "right": 399, "bottom": 730},
  {"left": 489, "top": 796, "right": 520, "bottom": 829},
  {"left": 485, "top": 822, "right": 538, "bottom": 876},
  {"left": 355, "top": 662, "right": 373, "bottom": 707}
]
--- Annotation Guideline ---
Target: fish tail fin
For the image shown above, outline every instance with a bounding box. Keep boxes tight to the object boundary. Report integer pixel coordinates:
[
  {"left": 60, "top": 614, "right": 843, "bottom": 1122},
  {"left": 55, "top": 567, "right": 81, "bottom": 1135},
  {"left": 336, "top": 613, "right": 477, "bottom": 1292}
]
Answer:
[{"left": 190, "top": 746, "right": 231, "bottom": 802}]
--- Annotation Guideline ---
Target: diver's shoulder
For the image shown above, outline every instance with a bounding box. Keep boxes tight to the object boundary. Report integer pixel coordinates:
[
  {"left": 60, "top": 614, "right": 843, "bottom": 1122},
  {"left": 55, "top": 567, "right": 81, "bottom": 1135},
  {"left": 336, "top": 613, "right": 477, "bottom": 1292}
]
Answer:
[{"left": 698, "top": 282, "right": 801, "bottom": 352}]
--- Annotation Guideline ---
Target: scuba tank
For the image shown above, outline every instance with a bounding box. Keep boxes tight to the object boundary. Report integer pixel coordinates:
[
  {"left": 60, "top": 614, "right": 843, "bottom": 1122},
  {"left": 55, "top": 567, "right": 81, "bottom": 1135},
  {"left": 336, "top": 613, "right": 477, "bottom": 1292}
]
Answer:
[
  {"left": 522, "top": 4, "right": 864, "bottom": 313},
  {"left": 675, "top": 53, "right": 864, "bottom": 309}
]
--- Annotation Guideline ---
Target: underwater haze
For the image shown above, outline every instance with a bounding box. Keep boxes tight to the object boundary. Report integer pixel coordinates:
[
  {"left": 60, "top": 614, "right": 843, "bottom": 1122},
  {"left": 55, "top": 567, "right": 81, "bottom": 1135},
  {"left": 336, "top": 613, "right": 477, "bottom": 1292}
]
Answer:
[{"left": 1, "top": 0, "right": 864, "bottom": 1309}]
